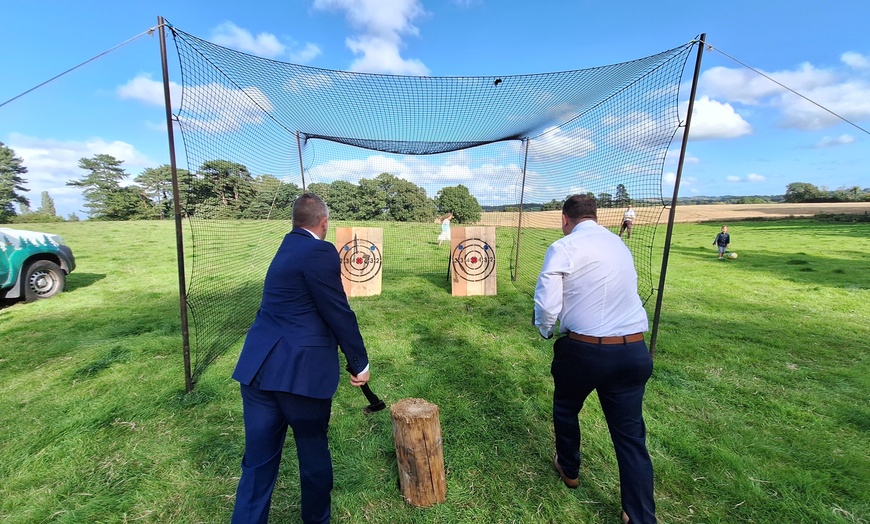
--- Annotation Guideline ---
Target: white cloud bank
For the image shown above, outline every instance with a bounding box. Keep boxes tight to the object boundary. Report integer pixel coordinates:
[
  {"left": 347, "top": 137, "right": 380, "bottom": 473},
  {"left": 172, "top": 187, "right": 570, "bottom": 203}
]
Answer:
[
  {"left": 209, "top": 22, "right": 322, "bottom": 63},
  {"left": 699, "top": 53, "right": 870, "bottom": 130},
  {"left": 313, "top": 0, "right": 430, "bottom": 75},
  {"left": 7, "top": 133, "right": 154, "bottom": 217},
  {"left": 685, "top": 96, "right": 752, "bottom": 140}
]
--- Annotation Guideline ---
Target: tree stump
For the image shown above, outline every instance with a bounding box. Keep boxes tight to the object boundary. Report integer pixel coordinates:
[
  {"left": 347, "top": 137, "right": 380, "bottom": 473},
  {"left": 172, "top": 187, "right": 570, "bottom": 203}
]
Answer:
[{"left": 390, "top": 398, "right": 447, "bottom": 507}]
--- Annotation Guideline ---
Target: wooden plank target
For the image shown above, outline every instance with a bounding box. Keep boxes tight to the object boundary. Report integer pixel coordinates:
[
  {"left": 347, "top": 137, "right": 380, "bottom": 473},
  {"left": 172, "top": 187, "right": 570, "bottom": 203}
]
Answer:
[
  {"left": 450, "top": 226, "right": 497, "bottom": 296},
  {"left": 335, "top": 227, "right": 383, "bottom": 297}
]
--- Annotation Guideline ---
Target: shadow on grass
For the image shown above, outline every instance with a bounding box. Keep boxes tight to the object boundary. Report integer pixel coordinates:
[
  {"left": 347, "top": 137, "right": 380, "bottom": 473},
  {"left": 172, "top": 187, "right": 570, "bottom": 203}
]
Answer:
[
  {"left": 0, "top": 271, "right": 106, "bottom": 309},
  {"left": 66, "top": 272, "right": 106, "bottom": 292}
]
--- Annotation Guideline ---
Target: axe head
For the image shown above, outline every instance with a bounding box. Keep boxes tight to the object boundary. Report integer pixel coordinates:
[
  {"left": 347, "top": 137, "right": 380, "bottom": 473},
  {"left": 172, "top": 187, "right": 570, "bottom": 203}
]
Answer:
[{"left": 362, "top": 399, "right": 387, "bottom": 415}]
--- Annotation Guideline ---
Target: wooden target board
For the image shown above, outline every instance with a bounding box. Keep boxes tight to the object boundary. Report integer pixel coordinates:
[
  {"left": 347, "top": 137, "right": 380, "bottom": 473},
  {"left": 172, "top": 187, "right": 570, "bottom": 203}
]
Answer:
[
  {"left": 336, "top": 228, "right": 383, "bottom": 297},
  {"left": 450, "top": 226, "right": 497, "bottom": 296}
]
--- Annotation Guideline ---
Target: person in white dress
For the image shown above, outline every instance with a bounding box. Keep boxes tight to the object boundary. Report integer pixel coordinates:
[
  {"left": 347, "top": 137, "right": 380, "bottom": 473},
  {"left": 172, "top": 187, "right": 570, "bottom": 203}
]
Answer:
[{"left": 437, "top": 212, "right": 453, "bottom": 246}]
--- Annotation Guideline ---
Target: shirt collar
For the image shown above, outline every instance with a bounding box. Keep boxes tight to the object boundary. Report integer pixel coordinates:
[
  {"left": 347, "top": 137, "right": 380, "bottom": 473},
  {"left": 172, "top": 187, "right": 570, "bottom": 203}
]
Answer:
[{"left": 570, "top": 219, "right": 597, "bottom": 234}]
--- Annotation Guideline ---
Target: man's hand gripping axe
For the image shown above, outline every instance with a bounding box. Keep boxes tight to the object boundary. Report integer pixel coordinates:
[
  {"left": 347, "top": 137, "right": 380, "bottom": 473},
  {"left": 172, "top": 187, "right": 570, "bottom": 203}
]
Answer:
[{"left": 346, "top": 364, "right": 386, "bottom": 414}]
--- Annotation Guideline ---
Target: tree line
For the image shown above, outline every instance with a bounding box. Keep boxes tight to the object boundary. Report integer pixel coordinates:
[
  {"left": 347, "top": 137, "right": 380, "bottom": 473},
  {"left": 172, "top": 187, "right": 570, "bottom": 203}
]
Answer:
[
  {"left": 3, "top": 141, "right": 867, "bottom": 224},
  {"left": 1, "top": 143, "right": 483, "bottom": 224}
]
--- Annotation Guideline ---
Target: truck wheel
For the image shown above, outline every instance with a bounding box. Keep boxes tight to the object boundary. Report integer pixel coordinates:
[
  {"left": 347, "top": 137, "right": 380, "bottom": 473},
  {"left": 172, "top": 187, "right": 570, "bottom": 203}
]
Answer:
[{"left": 23, "top": 260, "right": 65, "bottom": 302}]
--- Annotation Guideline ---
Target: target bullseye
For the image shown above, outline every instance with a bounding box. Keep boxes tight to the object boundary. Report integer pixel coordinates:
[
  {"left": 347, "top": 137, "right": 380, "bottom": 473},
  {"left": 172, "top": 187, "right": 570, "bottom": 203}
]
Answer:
[
  {"left": 451, "top": 238, "right": 496, "bottom": 282},
  {"left": 340, "top": 238, "right": 382, "bottom": 283}
]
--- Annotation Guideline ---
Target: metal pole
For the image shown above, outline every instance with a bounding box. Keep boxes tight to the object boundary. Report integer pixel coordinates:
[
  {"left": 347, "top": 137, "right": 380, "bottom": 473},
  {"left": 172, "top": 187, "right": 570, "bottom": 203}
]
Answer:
[
  {"left": 296, "top": 131, "right": 306, "bottom": 191},
  {"left": 158, "top": 16, "right": 193, "bottom": 392},
  {"left": 649, "top": 34, "right": 707, "bottom": 356},
  {"left": 513, "top": 138, "right": 530, "bottom": 281}
]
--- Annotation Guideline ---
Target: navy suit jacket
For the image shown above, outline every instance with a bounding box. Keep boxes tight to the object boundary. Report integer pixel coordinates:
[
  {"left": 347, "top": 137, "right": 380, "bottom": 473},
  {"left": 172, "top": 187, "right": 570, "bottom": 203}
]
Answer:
[{"left": 232, "top": 228, "right": 369, "bottom": 399}]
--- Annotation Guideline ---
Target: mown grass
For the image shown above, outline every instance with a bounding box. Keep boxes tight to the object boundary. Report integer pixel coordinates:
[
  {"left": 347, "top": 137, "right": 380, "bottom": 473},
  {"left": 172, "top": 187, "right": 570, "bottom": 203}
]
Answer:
[{"left": 1, "top": 218, "right": 868, "bottom": 523}]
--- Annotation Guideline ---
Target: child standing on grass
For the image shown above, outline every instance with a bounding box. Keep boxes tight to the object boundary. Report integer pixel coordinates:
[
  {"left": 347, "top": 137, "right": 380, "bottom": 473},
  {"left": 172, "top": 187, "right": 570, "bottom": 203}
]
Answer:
[
  {"left": 713, "top": 225, "right": 730, "bottom": 259},
  {"left": 437, "top": 212, "right": 453, "bottom": 246}
]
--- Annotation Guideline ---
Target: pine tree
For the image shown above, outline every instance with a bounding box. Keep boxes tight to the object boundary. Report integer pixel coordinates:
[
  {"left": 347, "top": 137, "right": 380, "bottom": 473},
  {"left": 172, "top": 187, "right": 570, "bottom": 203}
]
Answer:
[
  {"left": 67, "top": 154, "right": 147, "bottom": 220},
  {"left": 38, "top": 191, "right": 57, "bottom": 217},
  {"left": 0, "top": 142, "right": 30, "bottom": 221}
]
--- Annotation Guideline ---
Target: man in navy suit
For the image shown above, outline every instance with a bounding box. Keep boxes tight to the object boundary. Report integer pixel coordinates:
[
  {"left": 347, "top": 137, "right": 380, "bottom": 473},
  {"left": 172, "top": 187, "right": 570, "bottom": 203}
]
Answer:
[{"left": 231, "top": 193, "right": 371, "bottom": 524}]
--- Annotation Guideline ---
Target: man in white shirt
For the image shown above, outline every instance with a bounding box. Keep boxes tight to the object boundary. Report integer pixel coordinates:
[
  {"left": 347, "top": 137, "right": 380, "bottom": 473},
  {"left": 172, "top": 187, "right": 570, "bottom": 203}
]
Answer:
[
  {"left": 619, "top": 204, "right": 636, "bottom": 239},
  {"left": 534, "top": 194, "right": 655, "bottom": 524}
]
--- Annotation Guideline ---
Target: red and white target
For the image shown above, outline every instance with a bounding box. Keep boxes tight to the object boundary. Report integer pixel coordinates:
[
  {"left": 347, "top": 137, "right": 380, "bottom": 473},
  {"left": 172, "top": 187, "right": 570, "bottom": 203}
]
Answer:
[
  {"left": 450, "top": 226, "right": 497, "bottom": 296},
  {"left": 335, "top": 228, "right": 383, "bottom": 297}
]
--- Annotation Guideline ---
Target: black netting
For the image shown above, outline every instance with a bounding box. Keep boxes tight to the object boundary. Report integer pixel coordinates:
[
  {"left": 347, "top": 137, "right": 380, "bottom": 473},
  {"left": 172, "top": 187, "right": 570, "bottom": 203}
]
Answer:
[{"left": 167, "top": 22, "right": 697, "bottom": 381}]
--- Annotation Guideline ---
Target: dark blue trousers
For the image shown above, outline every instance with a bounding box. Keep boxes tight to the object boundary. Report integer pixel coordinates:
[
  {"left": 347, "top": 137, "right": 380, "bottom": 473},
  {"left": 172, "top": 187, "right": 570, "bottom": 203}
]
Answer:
[
  {"left": 232, "top": 382, "right": 333, "bottom": 524},
  {"left": 551, "top": 336, "right": 656, "bottom": 524}
]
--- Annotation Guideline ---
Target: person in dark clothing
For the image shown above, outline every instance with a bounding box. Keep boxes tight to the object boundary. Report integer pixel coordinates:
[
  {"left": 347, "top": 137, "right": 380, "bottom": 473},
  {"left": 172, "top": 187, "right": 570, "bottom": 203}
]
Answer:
[
  {"left": 713, "top": 226, "right": 730, "bottom": 259},
  {"left": 231, "top": 193, "right": 371, "bottom": 524}
]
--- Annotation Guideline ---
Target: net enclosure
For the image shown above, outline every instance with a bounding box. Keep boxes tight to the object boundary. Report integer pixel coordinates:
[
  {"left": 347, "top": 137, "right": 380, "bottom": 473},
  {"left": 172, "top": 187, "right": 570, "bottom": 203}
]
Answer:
[{"left": 165, "top": 22, "right": 699, "bottom": 382}]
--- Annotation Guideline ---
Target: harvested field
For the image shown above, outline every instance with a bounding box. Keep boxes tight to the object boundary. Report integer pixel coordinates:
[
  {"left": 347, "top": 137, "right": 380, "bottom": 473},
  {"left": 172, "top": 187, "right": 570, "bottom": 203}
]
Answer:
[{"left": 477, "top": 202, "right": 870, "bottom": 228}]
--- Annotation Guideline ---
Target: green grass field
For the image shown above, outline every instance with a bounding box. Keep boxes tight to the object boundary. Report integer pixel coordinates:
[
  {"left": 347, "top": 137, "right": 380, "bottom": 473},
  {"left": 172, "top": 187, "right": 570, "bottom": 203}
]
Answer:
[{"left": 1, "top": 218, "right": 868, "bottom": 523}]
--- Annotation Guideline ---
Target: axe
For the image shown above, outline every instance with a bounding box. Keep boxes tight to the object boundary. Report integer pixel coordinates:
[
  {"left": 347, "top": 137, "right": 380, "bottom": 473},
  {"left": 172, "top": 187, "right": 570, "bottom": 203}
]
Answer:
[{"left": 346, "top": 364, "right": 386, "bottom": 414}]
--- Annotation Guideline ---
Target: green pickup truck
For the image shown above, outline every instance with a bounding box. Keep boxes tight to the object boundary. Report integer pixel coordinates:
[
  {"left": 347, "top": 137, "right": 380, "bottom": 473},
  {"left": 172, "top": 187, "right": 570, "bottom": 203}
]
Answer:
[{"left": 1, "top": 227, "right": 76, "bottom": 302}]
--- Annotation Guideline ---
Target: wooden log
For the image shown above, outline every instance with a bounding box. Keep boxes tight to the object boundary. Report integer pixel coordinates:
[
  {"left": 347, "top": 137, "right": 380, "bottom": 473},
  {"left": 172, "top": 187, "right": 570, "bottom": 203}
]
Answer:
[{"left": 390, "top": 398, "right": 447, "bottom": 507}]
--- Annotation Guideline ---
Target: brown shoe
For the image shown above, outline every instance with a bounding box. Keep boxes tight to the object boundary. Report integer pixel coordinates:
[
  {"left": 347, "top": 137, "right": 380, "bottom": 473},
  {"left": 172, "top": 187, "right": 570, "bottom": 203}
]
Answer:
[{"left": 553, "top": 453, "right": 578, "bottom": 489}]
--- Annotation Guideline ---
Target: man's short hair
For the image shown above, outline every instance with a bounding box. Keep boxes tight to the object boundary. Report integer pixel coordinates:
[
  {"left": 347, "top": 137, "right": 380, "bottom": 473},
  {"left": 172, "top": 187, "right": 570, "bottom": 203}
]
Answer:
[
  {"left": 292, "top": 193, "right": 329, "bottom": 229},
  {"left": 562, "top": 194, "right": 597, "bottom": 221}
]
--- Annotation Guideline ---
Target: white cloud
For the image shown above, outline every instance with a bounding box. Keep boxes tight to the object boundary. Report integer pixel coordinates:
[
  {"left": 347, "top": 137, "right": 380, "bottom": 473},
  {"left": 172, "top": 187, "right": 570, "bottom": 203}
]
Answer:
[
  {"left": 664, "top": 146, "right": 699, "bottom": 166},
  {"left": 813, "top": 134, "right": 855, "bottom": 148},
  {"left": 290, "top": 43, "right": 323, "bottom": 64},
  {"left": 700, "top": 58, "right": 870, "bottom": 130},
  {"left": 176, "top": 83, "right": 274, "bottom": 133},
  {"left": 305, "top": 149, "right": 523, "bottom": 205},
  {"left": 313, "top": 0, "right": 430, "bottom": 75},
  {"left": 700, "top": 63, "right": 838, "bottom": 105},
  {"left": 841, "top": 52, "right": 870, "bottom": 70},
  {"left": 701, "top": 66, "right": 783, "bottom": 105},
  {"left": 208, "top": 22, "right": 322, "bottom": 63},
  {"left": 602, "top": 111, "right": 668, "bottom": 149},
  {"left": 285, "top": 72, "right": 334, "bottom": 93},
  {"left": 345, "top": 36, "right": 429, "bottom": 75},
  {"left": 210, "top": 22, "right": 287, "bottom": 58},
  {"left": 776, "top": 81, "right": 870, "bottom": 129},
  {"left": 726, "top": 173, "right": 766, "bottom": 183},
  {"left": 117, "top": 74, "right": 181, "bottom": 109},
  {"left": 529, "top": 126, "right": 596, "bottom": 161},
  {"left": 685, "top": 96, "right": 752, "bottom": 140},
  {"left": 7, "top": 133, "right": 155, "bottom": 217},
  {"left": 662, "top": 171, "right": 698, "bottom": 189}
]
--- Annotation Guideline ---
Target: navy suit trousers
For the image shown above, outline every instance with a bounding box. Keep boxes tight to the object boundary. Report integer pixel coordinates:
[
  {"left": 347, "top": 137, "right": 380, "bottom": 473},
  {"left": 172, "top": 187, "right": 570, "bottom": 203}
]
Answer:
[
  {"left": 232, "top": 381, "right": 333, "bottom": 524},
  {"left": 551, "top": 336, "right": 656, "bottom": 524}
]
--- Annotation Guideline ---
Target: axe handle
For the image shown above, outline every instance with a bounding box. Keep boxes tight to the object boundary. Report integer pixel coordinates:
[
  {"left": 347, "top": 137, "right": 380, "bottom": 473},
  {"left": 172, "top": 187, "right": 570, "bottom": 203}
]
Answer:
[
  {"left": 346, "top": 364, "right": 383, "bottom": 405},
  {"left": 359, "top": 382, "right": 382, "bottom": 406}
]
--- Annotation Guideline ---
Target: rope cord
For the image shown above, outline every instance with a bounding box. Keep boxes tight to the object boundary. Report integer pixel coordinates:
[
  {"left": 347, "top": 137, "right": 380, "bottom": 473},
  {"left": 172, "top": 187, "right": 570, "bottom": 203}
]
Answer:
[{"left": 0, "top": 25, "right": 162, "bottom": 109}]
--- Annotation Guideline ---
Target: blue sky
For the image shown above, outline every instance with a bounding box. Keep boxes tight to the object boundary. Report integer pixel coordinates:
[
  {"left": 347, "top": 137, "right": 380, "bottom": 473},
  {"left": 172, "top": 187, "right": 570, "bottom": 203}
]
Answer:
[{"left": 2, "top": 0, "right": 868, "bottom": 218}]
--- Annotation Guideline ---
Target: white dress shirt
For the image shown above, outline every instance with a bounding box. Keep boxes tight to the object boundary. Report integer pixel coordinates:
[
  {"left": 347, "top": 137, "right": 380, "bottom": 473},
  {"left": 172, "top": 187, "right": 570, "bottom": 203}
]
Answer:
[{"left": 534, "top": 220, "right": 649, "bottom": 339}]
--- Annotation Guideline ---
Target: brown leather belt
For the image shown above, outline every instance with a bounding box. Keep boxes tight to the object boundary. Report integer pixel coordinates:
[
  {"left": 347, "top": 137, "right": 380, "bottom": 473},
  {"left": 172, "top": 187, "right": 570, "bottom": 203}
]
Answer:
[{"left": 567, "top": 332, "right": 644, "bottom": 345}]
